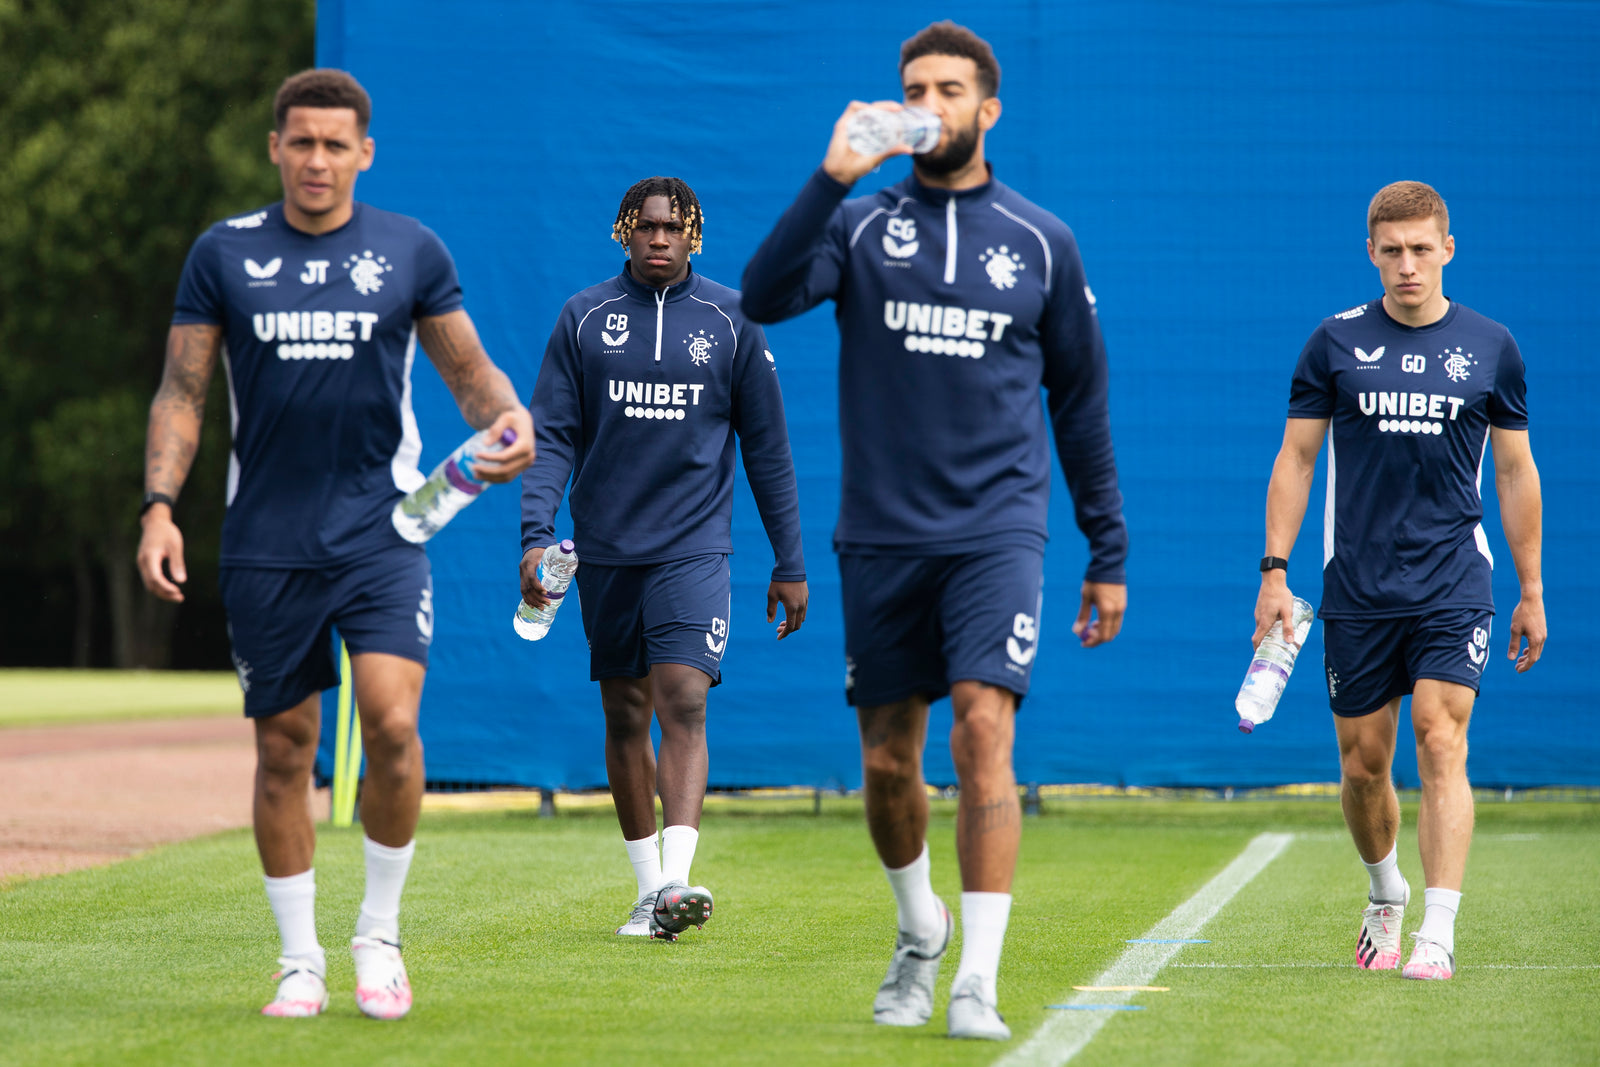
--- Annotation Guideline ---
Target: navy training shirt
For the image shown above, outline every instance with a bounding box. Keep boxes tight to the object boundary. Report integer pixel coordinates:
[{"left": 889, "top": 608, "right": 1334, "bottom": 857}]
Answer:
[
  {"left": 1288, "top": 299, "right": 1529, "bottom": 618},
  {"left": 741, "top": 168, "right": 1127, "bottom": 582},
  {"left": 519, "top": 266, "right": 805, "bottom": 580},
  {"left": 172, "top": 202, "right": 463, "bottom": 567}
]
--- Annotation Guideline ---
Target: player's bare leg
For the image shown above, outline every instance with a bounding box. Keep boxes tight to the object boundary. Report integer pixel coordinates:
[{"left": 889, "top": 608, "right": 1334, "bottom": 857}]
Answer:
[
  {"left": 345, "top": 653, "right": 425, "bottom": 1019},
  {"left": 253, "top": 693, "right": 326, "bottom": 1016},
  {"left": 645, "top": 663, "right": 714, "bottom": 937},
  {"left": 600, "top": 674, "right": 708, "bottom": 938},
  {"left": 949, "top": 681, "right": 1019, "bottom": 893},
  {"left": 1410, "top": 680, "right": 1475, "bottom": 891},
  {"left": 651, "top": 663, "right": 711, "bottom": 831},
  {"left": 858, "top": 697, "right": 931, "bottom": 868},
  {"left": 1403, "top": 679, "right": 1475, "bottom": 979},
  {"left": 600, "top": 676, "right": 659, "bottom": 841},
  {"left": 1335, "top": 698, "right": 1402, "bottom": 864},
  {"left": 858, "top": 696, "right": 949, "bottom": 1027},
  {"left": 945, "top": 681, "right": 1017, "bottom": 1039},
  {"left": 1335, "top": 698, "right": 1410, "bottom": 970},
  {"left": 253, "top": 693, "right": 321, "bottom": 877},
  {"left": 352, "top": 654, "right": 426, "bottom": 847}
]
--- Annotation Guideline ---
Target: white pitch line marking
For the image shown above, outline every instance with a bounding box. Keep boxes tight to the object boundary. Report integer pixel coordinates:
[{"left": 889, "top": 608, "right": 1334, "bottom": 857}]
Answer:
[{"left": 995, "top": 832, "right": 1293, "bottom": 1067}]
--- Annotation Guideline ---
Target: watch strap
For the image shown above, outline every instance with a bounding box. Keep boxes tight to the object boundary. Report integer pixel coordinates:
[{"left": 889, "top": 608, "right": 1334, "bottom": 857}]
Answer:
[
  {"left": 139, "top": 491, "right": 176, "bottom": 518},
  {"left": 1259, "top": 555, "right": 1288, "bottom": 573}
]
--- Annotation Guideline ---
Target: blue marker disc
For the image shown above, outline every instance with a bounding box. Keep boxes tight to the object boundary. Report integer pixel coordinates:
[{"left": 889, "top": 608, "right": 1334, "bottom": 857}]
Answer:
[{"left": 1049, "top": 1004, "right": 1145, "bottom": 1011}]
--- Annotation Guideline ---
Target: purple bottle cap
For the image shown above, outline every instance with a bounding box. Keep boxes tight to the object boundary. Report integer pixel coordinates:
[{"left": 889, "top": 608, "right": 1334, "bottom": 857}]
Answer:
[
  {"left": 1237, "top": 718, "right": 1255, "bottom": 734},
  {"left": 558, "top": 538, "right": 575, "bottom": 553},
  {"left": 499, "top": 428, "right": 517, "bottom": 445}
]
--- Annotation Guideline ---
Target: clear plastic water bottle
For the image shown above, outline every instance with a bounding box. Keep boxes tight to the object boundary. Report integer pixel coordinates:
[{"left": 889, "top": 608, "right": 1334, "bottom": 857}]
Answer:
[
  {"left": 513, "top": 539, "right": 578, "bottom": 641},
  {"left": 846, "top": 105, "right": 941, "bottom": 155},
  {"left": 1236, "top": 597, "right": 1315, "bottom": 734},
  {"left": 391, "top": 427, "right": 517, "bottom": 544}
]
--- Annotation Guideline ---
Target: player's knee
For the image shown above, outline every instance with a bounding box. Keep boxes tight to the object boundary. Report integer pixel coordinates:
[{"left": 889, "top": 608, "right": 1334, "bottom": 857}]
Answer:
[
  {"left": 1339, "top": 745, "right": 1390, "bottom": 787},
  {"left": 359, "top": 709, "right": 419, "bottom": 762},
  {"left": 1415, "top": 724, "right": 1468, "bottom": 776},
  {"left": 951, "top": 710, "right": 1013, "bottom": 764},
  {"left": 861, "top": 742, "right": 919, "bottom": 788},
  {"left": 255, "top": 718, "right": 316, "bottom": 781},
  {"left": 656, "top": 697, "right": 706, "bottom": 736}
]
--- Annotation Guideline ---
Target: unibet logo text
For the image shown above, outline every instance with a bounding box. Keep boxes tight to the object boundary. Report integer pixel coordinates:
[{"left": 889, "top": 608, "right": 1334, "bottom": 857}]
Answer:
[
  {"left": 609, "top": 379, "right": 705, "bottom": 421},
  {"left": 1358, "top": 391, "right": 1465, "bottom": 436},
  {"left": 254, "top": 311, "right": 380, "bottom": 361},
  {"left": 883, "top": 301, "right": 1013, "bottom": 359}
]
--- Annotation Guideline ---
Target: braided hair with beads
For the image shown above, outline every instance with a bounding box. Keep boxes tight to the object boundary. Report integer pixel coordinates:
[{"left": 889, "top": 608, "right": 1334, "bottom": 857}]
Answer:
[{"left": 611, "top": 177, "right": 705, "bottom": 255}]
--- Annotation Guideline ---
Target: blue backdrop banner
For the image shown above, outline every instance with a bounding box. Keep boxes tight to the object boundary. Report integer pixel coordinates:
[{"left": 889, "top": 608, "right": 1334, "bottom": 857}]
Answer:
[{"left": 315, "top": 1, "right": 1599, "bottom": 790}]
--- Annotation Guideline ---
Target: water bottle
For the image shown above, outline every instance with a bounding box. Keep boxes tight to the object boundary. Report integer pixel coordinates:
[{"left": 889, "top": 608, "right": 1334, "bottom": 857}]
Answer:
[
  {"left": 513, "top": 539, "right": 579, "bottom": 641},
  {"left": 391, "top": 427, "right": 517, "bottom": 544},
  {"left": 845, "top": 105, "right": 941, "bottom": 155},
  {"left": 1235, "top": 597, "right": 1315, "bottom": 734}
]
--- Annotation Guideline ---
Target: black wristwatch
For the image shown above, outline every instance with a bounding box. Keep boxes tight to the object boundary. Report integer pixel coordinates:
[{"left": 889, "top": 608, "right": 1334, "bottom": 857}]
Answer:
[
  {"left": 139, "top": 491, "right": 176, "bottom": 518},
  {"left": 1259, "top": 556, "right": 1288, "bottom": 574}
]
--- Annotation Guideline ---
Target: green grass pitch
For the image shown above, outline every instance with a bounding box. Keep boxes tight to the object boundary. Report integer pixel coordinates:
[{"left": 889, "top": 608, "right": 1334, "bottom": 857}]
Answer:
[
  {"left": 2, "top": 799, "right": 1597, "bottom": 1065},
  {"left": 0, "top": 670, "right": 240, "bottom": 727}
]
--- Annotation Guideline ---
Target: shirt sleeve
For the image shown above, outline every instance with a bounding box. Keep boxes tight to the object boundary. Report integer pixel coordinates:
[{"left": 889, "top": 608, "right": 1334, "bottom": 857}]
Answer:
[
  {"left": 1287, "top": 325, "right": 1335, "bottom": 418},
  {"left": 171, "top": 232, "right": 225, "bottom": 325},
  {"left": 1039, "top": 231, "right": 1128, "bottom": 584},
  {"left": 729, "top": 319, "right": 806, "bottom": 581},
  {"left": 412, "top": 224, "right": 465, "bottom": 319},
  {"left": 1488, "top": 331, "right": 1529, "bottom": 429},
  {"left": 519, "top": 305, "right": 583, "bottom": 554},
  {"left": 739, "top": 168, "right": 851, "bottom": 324}
]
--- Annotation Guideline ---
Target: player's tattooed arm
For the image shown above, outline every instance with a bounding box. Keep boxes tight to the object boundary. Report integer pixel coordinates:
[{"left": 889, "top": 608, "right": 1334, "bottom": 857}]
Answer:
[
  {"left": 417, "top": 310, "right": 520, "bottom": 428},
  {"left": 417, "top": 310, "right": 534, "bottom": 482},
  {"left": 138, "top": 323, "right": 220, "bottom": 603},
  {"left": 145, "top": 323, "right": 222, "bottom": 499}
]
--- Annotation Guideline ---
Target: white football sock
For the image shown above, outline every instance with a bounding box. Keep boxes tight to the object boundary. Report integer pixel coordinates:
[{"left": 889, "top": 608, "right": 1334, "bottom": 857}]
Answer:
[
  {"left": 661, "top": 825, "right": 699, "bottom": 886},
  {"left": 1418, "top": 888, "right": 1461, "bottom": 954},
  {"left": 883, "top": 844, "right": 943, "bottom": 941},
  {"left": 625, "top": 832, "right": 662, "bottom": 896},
  {"left": 355, "top": 836, "right": 415, "bottom": 940},
  {"left": 263, "top": 869, "right": 323, "bottom": 970},
  {"left": 951, "top": 892, "right": 1012, "bottom": 995},
  {"left": 1363, "top": 843, "right": 1408, "bottom": 904}
]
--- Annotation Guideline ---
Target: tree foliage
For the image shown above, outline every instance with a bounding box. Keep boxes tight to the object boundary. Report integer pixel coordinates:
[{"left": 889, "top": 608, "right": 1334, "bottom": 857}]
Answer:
[{"left": 0, "top": 0, "right": 314, "bottom": 665}]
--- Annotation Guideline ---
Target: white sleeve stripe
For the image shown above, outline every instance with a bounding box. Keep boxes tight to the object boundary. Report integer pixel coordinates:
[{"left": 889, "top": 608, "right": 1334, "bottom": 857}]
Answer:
[
  {"left": 688, "top": 293, "right": 738, "bottom": 352},
  {"left": 848, "top": 197, "right": 915, "bottom": 249},
  {"left": 990, "top": 202, "right": 1053, "bottom": 288},
  {"left": 575, "top": 294, "right": 628, "bottom": 355}
]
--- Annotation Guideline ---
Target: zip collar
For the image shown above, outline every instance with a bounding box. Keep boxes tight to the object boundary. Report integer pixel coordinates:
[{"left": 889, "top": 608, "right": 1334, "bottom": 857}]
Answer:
[
  {"left": 903, "top": 164, "right": 998, "bottom": 206},
  {"left": 616, "top": 262, "right": 700, "bottom": 304}
]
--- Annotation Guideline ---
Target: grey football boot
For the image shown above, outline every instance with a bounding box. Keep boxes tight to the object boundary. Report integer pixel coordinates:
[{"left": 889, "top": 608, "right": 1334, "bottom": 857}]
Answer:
[
  {"left": 947, "top": 973, "right": 1011, "bottom": 1040},
  {"left": 616, "top": 893, "right": 656, "bottom": 937},
  {"left": 873, "top": 896, "right": 952, "bottom": 1026}
]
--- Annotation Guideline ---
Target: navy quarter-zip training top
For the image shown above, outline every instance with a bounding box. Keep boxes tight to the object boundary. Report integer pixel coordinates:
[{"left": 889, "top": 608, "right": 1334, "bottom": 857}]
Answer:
[
  {"left": 740, "top": 167, "right": 1126, "bottom": 582},
  {"left": 520, "top": 265, "right": 805, "bottom": 581}
]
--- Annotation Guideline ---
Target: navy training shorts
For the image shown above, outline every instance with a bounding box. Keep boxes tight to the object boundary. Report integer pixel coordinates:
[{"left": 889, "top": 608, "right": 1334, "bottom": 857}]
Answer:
[
  {"left": 838, "top": 545, "right": 1045, "bottom": 708},
  {"left": 219, "top": 541, "right": 433, "bottom": 718},
  {"left": 1322, "top": 608, "right": 1493, "bottom": 716},
  {"left": 577, "top": 554, "right": 731, "bottom": 684}
]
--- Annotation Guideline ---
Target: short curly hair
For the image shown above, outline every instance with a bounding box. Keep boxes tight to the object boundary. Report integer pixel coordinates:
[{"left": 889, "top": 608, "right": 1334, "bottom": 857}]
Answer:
[
  {"left": 273, "top": 69, "right": 372, "bottom": 133},
  {"left": 900, "top": 21, "right": 1001, "bottom": 98}
]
